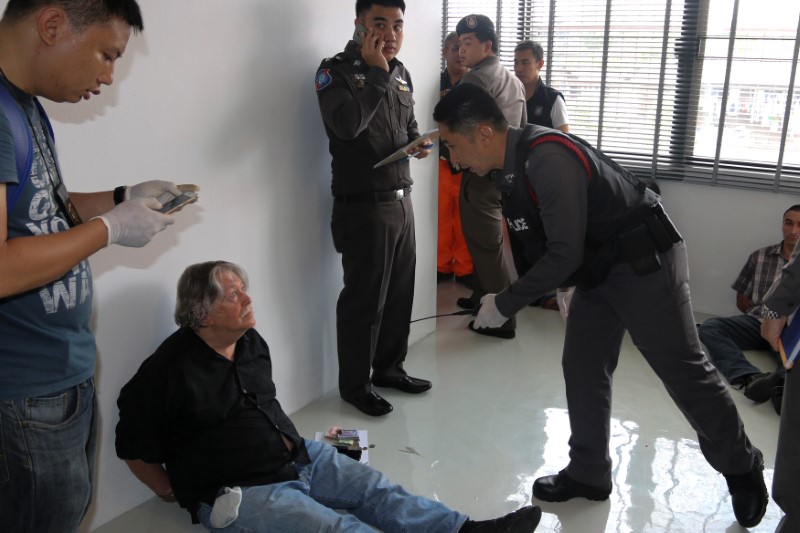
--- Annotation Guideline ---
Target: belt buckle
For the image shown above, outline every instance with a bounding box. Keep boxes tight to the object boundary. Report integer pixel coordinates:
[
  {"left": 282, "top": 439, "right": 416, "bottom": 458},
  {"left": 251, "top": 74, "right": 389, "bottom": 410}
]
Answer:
[{"left": 394, "top": 189, "right": 404, "bottom": 200}]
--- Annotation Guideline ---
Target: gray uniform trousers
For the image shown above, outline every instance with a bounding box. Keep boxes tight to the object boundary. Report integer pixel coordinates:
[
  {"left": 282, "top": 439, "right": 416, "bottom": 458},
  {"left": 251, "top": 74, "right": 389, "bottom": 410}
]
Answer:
[
  {"left": 774, "top": 365, "right": 798, "bottom": 533},
  {"left": 459, "top": 170, "right": 515, "bottom": 330},
  {"left": 562, "top": 241, "right": 757, "bottom": 486}
]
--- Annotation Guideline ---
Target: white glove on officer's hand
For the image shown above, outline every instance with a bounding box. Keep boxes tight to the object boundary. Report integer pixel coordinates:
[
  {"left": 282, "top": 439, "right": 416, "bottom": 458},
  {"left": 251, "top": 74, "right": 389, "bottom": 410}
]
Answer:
[
  {"left": 556, "top": 287, "right": 575, "bottom": 321},
  {"left": 473, "top": 293, "right": 508, "bottom": 329},
  {"left": 95, "top": 197, "right": 174, "bottom": 247},
  {"left": 125, "top": 180, "right": 181, "bottom": 201}
]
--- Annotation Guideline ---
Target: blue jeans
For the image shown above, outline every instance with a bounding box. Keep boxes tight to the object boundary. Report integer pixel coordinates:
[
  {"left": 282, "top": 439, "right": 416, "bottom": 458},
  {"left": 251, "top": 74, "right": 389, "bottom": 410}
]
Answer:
[
  {"left": 698, "top": 314, "right": 784, "bottom": 383},
  {"left": 0, "top": 378, "right": 97, "bottom": 533},
  {"left": 197, "top": 439, "right": 467, "bottom": 533}
]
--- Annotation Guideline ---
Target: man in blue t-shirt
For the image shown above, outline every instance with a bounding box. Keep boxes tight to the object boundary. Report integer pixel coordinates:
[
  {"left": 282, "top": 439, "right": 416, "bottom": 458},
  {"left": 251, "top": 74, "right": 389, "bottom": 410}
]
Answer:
[{"left": 0, "top": 2, "right": 179, "bottom": 532}]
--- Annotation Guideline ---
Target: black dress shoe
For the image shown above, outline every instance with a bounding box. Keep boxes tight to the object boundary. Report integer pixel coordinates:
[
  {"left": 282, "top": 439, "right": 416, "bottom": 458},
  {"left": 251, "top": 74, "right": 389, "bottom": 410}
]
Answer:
[
  {"left": 743, "top": 371, "right": 783, "bottom": 403},
  {"left": 468, "top": 321, "right": 515, "bottom": 339},
  {"left": 455, "top": 274, "right": 475, "bottom": 289},
  {"left": 372, "top": 375, "right": 432, "bottom": 394},
  {"left": 457, "top": 297, "right": 476, "bottom": 310},
  {"left": 459, "top": 505, "right": 542, "bottom": 532},
  {"left": 724, "top": 448, "right": 768, "bottom": 528},
  {"left": 532, "top": 470, "right": 611, "bottom": 502},
  {"left": 343, "top": 390, "right": 393, "bottom": 417}
]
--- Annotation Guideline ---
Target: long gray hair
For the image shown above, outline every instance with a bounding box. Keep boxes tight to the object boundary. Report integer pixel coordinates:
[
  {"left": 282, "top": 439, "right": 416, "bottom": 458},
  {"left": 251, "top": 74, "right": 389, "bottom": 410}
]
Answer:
[{"left": 174, "top": 261, "right": 249, "bottom": 329}]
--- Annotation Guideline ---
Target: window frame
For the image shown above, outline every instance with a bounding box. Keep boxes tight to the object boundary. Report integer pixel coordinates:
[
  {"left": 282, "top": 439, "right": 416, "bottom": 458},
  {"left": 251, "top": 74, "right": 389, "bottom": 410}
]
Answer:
[{"left": 442, "top": 0, "right": 800, "bottom": 194}]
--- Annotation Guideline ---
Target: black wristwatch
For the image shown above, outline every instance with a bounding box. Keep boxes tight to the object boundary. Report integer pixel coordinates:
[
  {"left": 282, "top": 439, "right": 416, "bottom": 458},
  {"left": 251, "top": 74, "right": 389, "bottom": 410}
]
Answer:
[{"left": 113, "top": 185, "right": 128, "bottom": 205}]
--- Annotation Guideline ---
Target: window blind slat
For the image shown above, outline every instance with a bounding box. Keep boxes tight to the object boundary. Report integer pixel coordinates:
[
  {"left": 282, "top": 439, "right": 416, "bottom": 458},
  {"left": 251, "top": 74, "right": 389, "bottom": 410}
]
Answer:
[{"left": 443, "top": 0, "right": 800, "bottom": 191}]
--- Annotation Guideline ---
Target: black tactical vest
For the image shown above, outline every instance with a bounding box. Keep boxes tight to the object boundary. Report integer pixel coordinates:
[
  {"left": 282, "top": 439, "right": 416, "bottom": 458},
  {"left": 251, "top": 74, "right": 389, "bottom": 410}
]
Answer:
[
  {"left": 497, "top": 125, "right": 656, "bottom": 288},
  {"left": 525, "top": 79, "right": 564, "bottom": 128}
]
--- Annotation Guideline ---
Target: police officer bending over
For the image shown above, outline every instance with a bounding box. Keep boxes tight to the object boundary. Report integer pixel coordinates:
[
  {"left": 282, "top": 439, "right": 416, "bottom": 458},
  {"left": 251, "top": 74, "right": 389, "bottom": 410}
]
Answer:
[{"left": 433, "top": 83, "right": 768, "bottom": 529}]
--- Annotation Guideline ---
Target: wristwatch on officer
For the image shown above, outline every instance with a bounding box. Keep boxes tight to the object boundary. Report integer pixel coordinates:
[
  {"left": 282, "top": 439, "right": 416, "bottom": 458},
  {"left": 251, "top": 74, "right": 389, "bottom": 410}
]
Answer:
[
  {"left": 761, "top": 305, "right": 781, "bottom": 320},
  {"left": 113, "top": 185, "right": 128, "bottom": 205}
]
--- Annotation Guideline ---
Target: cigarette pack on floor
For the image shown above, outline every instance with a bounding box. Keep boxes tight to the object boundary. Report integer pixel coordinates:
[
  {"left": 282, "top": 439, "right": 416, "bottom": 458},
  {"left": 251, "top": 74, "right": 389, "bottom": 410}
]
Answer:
[{"left": 315, "top": 428, "right": 369, "bottom": 464}]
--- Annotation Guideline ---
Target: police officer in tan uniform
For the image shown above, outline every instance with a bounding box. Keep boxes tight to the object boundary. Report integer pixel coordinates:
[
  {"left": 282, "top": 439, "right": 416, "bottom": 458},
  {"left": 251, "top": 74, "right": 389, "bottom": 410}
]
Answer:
[{"left": 455, "top": 14, "right": 526, "bottom": 339}]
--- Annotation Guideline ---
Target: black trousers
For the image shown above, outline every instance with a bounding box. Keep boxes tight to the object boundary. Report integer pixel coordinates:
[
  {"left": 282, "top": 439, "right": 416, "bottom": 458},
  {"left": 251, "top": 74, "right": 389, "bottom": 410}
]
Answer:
[{"left": 331, "top": 195, "right": 416, "bottom": 398}]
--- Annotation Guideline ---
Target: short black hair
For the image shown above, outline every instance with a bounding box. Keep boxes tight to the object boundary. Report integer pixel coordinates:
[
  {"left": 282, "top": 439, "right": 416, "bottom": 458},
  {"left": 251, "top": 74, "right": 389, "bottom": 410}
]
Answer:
[
  {"left": 515, "top": 40, "right": 543, "bottom": 62},
  {"left": 784, "top": 205, "right": 800, "bottom": 218},
  {"left": 355, "top": 0, "right": 405, "bottom": 18},
  {"left": 3, "top": 0, "right": 143, "bottom": 33},
  {"left": 443, "top": 31, "right": 459, "bottom": 49},
  {"left": 433, "top": 83, "right": 508, "bottom": 137}
]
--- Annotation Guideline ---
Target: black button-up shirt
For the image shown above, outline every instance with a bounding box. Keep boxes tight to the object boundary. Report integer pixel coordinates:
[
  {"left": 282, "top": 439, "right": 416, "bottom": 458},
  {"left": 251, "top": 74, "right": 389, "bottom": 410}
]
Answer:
[{"left": 115, "top": 328, "right": 309, "bottom": 518}]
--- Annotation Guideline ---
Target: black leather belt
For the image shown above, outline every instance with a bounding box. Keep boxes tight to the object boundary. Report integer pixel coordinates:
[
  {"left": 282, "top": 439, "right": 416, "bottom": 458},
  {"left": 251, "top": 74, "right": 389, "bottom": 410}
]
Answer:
[{"left": 335, "top": 187, "right": 410, "bottom": 203}]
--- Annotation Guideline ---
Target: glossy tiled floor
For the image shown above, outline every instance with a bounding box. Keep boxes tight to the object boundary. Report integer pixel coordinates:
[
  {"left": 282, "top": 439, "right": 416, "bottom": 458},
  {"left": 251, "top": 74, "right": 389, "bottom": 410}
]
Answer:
[{"left": 93, "top": 281, "right": 784, "bottom": 532}]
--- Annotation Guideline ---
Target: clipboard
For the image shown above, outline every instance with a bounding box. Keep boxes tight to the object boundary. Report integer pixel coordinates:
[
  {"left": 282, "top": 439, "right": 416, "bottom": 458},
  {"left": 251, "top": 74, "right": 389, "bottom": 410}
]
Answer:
[{"left": 373, "top": 129, "right": 439, "bottom": 169}]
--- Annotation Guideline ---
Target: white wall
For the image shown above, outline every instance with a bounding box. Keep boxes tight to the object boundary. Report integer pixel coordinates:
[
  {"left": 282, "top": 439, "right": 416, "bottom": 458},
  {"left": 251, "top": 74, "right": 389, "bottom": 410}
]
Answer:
[
  {"left": 658, "top": 180, "right": 799, "bottom": 317},
  {"left": 0, "top": 0, "right": 440, "bottom": 528}
]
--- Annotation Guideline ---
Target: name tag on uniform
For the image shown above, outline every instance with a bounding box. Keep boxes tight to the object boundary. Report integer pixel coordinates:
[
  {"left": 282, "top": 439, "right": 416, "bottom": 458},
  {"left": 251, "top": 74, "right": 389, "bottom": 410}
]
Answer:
[{"left": 395, "top": 76, "right": 411, "bottom": 92}]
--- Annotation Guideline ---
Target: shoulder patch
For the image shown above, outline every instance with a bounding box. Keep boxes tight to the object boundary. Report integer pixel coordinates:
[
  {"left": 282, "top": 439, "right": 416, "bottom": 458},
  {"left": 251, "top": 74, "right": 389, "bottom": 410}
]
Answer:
[{"left": 315, "top": 69, "right": 333, "bottom": 92}]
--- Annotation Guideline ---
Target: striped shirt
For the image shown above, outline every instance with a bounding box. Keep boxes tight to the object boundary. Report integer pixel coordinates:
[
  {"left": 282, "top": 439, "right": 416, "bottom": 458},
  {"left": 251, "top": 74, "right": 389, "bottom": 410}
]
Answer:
[{"left": 731, "top": 242, "right": 788, "bottom": 317}]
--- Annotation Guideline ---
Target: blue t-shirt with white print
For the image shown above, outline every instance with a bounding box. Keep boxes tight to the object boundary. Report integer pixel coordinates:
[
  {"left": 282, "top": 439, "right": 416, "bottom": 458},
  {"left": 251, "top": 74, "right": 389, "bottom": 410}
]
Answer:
[{"left": 0, "top": 77, "right": 94, "bottom": 400}]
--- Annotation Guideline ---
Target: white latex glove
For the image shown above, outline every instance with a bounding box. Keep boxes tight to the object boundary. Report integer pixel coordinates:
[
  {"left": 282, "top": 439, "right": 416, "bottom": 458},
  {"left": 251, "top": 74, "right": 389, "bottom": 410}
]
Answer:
[
  {"left": 125, "top": 180, "right": 181, "bottom": 201},
  {"left": 95, "top": 197, "right": 174, "bottom": 247},
  {"left": 556, "top": 287, "right": 575, "bottom": 321},
  {"left": 473, "top": 293, "right": 508, "bottom": 329},
  {"left": 210, "top": 486, "right": 242, "bottom": 528}
]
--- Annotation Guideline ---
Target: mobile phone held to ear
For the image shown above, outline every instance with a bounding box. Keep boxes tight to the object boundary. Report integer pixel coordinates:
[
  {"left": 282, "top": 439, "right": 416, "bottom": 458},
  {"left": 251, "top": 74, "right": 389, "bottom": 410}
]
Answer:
[
  {"left": 157, "top": 185, "right": 199, "bottom": 214},
  {"left": 353, "top": 23, "right": 368, "bottom": 46}
]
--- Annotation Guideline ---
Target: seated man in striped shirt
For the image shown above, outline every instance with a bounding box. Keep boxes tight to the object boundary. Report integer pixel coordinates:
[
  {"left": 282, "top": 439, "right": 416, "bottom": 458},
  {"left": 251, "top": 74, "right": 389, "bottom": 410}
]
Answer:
[{"left": 698, "top": 205, "right": 800, "bottom": 410}]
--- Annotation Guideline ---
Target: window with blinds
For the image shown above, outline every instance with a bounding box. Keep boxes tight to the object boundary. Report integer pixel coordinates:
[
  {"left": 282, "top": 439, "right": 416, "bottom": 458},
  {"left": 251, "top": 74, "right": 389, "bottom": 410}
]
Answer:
[{"left": 442, "top": 0, "right": 800, "bottom": 193}]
